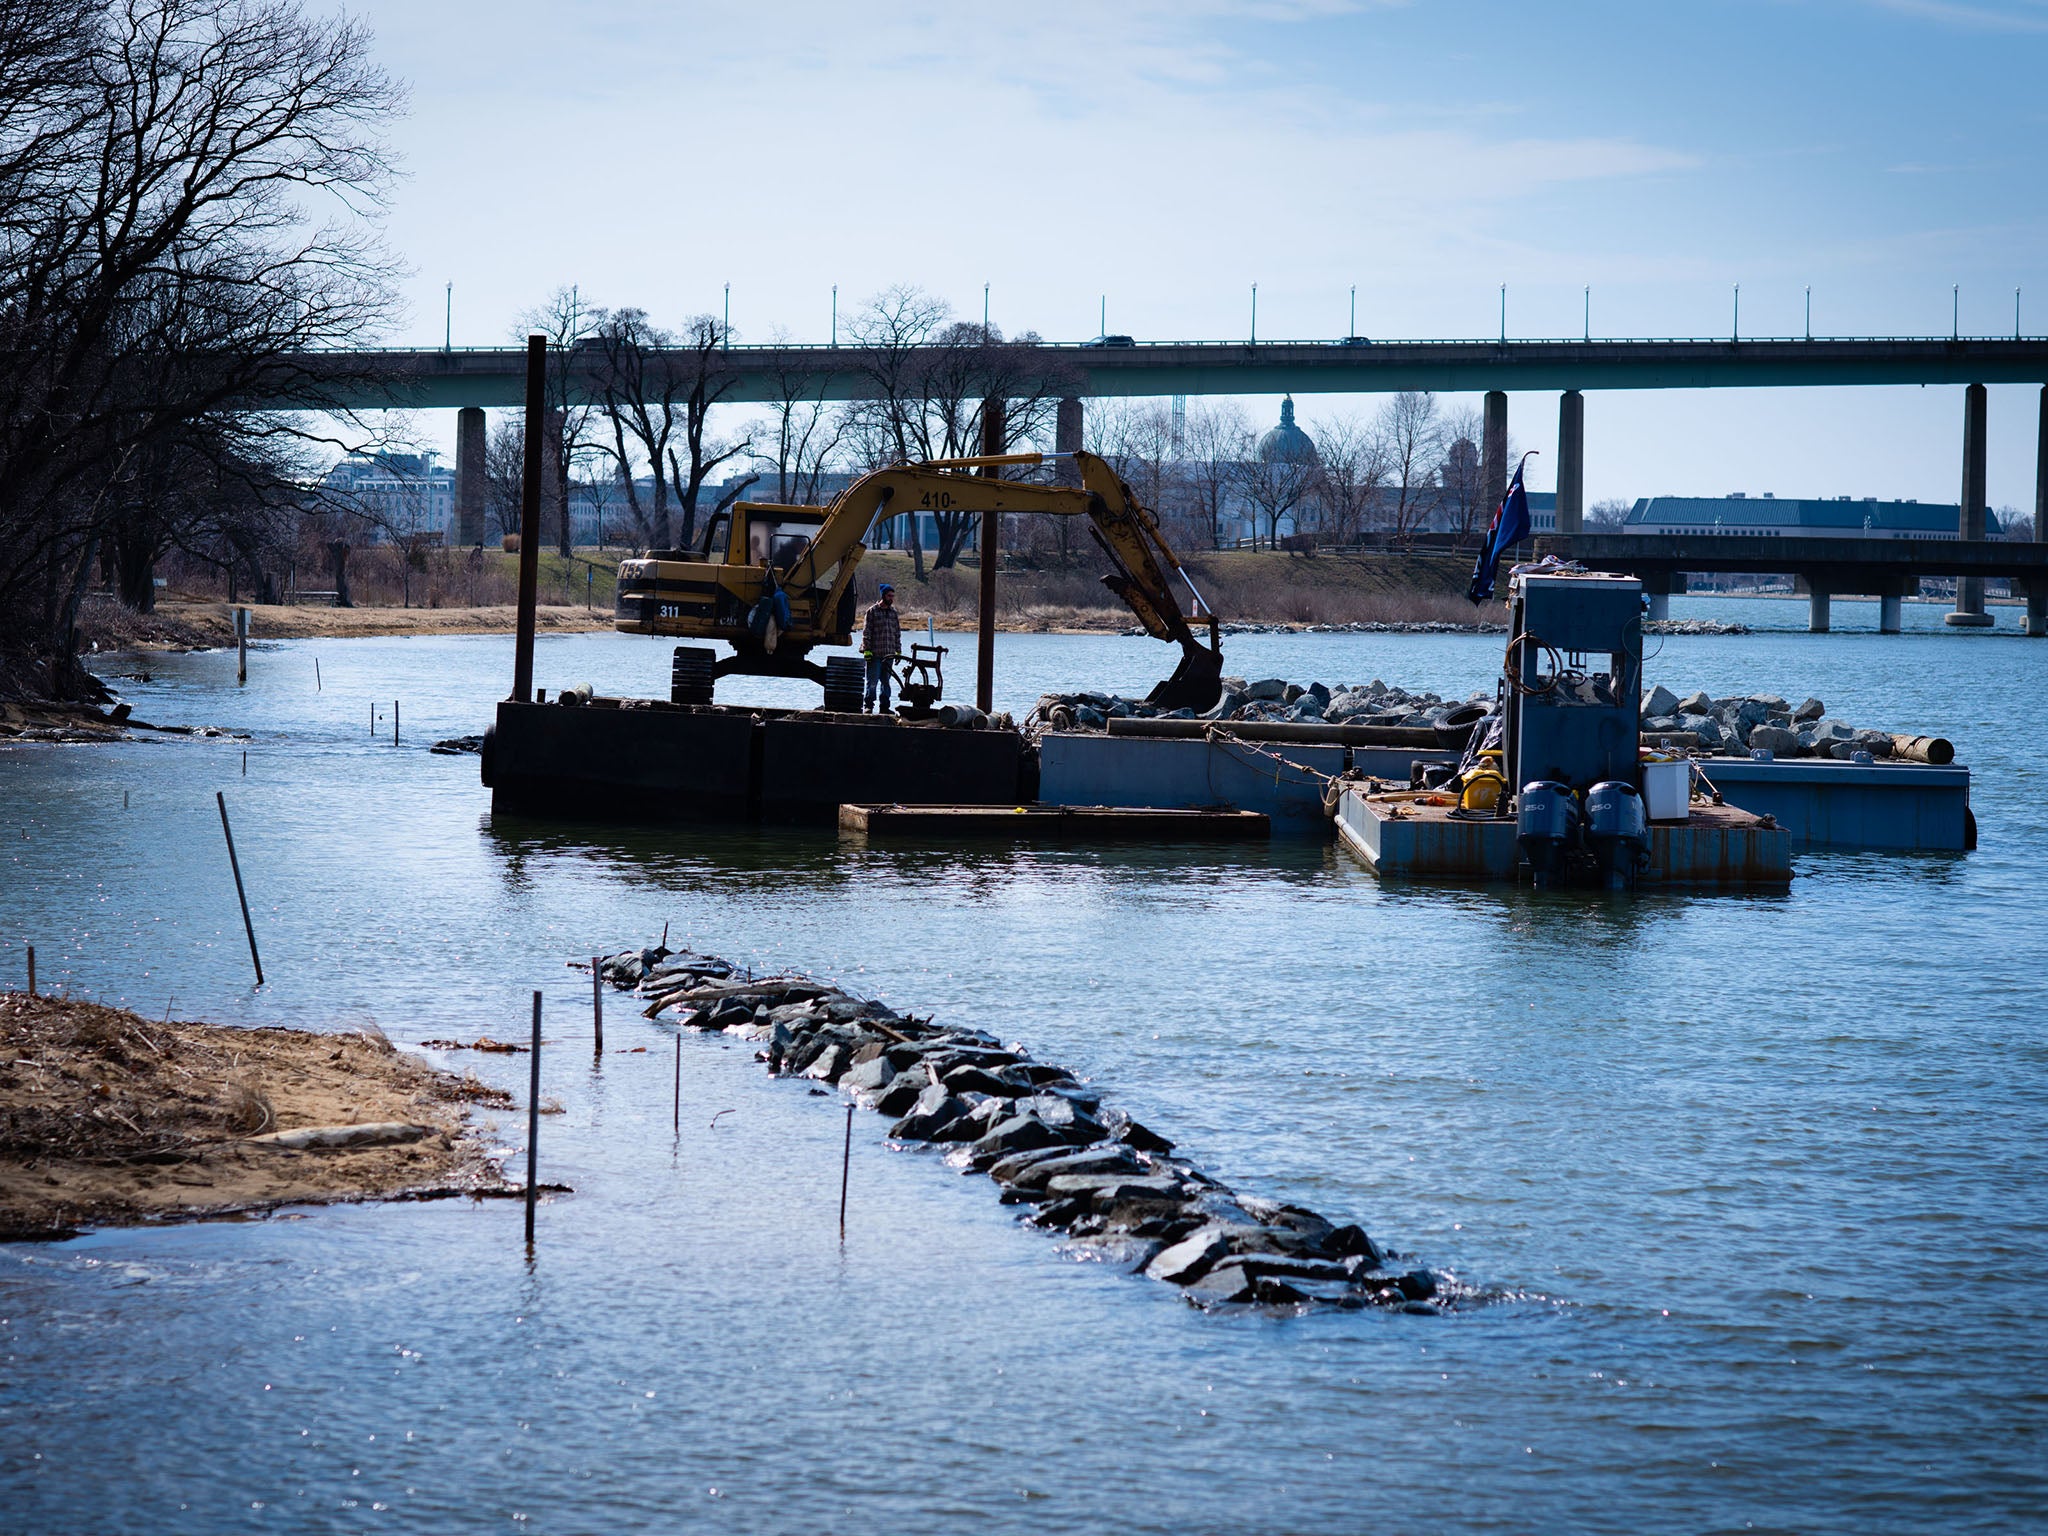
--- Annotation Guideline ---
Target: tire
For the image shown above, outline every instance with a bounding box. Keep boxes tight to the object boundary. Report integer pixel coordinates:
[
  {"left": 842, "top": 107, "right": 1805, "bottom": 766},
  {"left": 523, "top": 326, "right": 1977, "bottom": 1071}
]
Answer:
[
  {"left": 670, "top": 645, "right": 716, "bottom": 707},
  {"left": 821, "top": 655, "right": 864, "bottom": 715}
]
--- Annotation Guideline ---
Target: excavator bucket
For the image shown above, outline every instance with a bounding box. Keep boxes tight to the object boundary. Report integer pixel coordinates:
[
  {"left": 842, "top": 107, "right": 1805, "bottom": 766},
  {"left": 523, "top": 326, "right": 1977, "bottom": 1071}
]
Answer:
[{"left": 1144, "top": 644, "right": 1224, "bottom": 713}]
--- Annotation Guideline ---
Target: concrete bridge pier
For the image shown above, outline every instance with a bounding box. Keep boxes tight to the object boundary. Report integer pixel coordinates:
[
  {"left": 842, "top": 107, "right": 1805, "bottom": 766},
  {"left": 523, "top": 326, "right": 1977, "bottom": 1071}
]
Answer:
[
  {"left": 1482, "top": 391, "right": 1508, "bottom": 503},
  {"left": 454, "top": 406, "right": 486, "bottom": 546},
  {"left": 2036, "top": 384, "right": 2047, "bottom": 542},
  {"left": 1877, "top": 575, "right": 1908, "bottom": 635},
  {"left": 1947, "top": 382, "right": 1994, "bottom": 627},
  {"left": 1807, "top": 578, "right": 1832, "bottom": 634},
  {"left": 1056, "top": 396, "right": 1084, "bottom": 486},
  {"left": 1555, "top": 390, "right": 1584, "bottom": 534},
  {"left": 2024, "top": 578, "right": 2047, "bottom": 638},
  {"left": 1642, "top": 570, "right": 1682, "bottom": 622}
]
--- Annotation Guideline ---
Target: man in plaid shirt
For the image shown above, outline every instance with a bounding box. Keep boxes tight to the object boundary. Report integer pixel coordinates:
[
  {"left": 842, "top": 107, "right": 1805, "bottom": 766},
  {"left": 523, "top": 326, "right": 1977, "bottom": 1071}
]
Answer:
[{"left": 860, "top": 582, "right": 902, "bottom": 713}]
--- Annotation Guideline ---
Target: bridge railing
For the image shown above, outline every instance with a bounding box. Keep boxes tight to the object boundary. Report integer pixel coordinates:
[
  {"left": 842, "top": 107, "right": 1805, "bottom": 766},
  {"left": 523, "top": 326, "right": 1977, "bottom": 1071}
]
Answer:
[{"left": 307, "top": 334, "right": 2048, "bottom": 356}]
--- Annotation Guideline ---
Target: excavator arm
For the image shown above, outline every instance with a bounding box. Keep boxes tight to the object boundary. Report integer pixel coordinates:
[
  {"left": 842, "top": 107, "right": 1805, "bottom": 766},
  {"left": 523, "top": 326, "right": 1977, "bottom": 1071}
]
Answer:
[{"left": 615, "top": 450, "right": 1224, "bottom": 709}]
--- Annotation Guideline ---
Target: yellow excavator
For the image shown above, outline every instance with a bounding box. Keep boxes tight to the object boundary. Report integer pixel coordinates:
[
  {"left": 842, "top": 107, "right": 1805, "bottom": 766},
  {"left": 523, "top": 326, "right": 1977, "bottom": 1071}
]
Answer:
[{"left": 613, "top": 450, "right": 1224, "bottom": 713}]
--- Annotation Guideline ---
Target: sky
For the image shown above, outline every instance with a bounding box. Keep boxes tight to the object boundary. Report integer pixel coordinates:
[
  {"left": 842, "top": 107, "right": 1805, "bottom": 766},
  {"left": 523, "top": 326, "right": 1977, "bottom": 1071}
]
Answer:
[{"left": 346, "top": 0, "right": 2048, "bottom": 514}]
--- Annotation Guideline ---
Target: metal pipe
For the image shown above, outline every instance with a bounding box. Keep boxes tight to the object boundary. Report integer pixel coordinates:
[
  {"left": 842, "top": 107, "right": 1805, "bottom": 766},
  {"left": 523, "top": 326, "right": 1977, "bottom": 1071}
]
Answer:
[
  {"left": 1105, "top": 716, "right": 1461, "bottom": 748},
  {"left": 976, "top": 397, "right": 1006, "bottom": 714},
  {"left": 216, "top": 792, "right": 263, "bottom": 986},
  {"left": 524, "top": 990, "right": 541, "bottom": 1247},
  {"left": 512, "top": 334, "right": 546, "bottom": 702}
]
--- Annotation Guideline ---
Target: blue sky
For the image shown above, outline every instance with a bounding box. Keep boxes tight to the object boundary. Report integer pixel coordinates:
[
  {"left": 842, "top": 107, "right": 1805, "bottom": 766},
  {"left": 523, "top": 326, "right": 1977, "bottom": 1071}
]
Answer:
[{"left": 354, "top": 0, "right": 2048, "bottom": 512}]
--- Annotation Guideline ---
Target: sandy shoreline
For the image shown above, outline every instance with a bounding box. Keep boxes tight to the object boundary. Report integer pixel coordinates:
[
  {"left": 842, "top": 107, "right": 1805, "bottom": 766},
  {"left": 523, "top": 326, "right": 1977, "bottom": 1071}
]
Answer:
[{"left": 0, "top": 993, "right": 515, "bottom": 1240}]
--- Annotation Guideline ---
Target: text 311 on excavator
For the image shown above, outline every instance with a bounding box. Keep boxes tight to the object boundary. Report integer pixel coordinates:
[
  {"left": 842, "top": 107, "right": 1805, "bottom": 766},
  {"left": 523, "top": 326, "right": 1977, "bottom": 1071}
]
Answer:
[{"left": 612, "top": 450, "right": 1224, "bottom": 713}]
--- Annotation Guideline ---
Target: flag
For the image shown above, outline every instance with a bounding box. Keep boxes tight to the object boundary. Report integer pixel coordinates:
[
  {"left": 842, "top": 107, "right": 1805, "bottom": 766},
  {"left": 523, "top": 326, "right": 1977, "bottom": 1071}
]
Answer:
[{"left": 1467, "top": 452, "right": 1535, "bottom": 604}]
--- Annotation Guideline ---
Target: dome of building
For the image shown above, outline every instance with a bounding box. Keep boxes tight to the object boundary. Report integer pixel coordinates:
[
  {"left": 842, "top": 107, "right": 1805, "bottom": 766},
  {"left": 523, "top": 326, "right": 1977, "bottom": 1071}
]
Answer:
[{"left": 1257, "top": 396, "right": 1318, "bottom": 465}]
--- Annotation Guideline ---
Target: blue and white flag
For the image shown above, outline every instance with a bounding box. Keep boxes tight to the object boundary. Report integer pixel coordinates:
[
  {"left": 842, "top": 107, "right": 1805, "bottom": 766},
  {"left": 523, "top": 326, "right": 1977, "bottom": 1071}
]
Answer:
[{"left": 1467, "top": 452, "right": 1536, "bottom": 604}]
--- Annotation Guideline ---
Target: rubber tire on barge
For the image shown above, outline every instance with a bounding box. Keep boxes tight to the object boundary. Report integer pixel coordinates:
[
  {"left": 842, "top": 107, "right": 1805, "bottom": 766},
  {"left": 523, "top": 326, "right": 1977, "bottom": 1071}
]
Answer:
[{"left": 670, "top": 645, "right": 715, "bottom": 706}]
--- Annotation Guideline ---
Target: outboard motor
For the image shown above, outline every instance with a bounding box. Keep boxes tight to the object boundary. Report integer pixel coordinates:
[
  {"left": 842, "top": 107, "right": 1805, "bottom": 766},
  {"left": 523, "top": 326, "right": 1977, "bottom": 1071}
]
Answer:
[
  {"left": 1516, "top": 780, "right": 1579, "bottom": 888},
  {"left": 1584, "top": 780, "right": 1649, "bottom": 891}
]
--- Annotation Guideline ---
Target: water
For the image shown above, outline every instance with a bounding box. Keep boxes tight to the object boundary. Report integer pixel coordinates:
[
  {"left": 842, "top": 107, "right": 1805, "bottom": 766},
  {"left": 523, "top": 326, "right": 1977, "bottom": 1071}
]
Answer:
[{"left": 3, "top": 606, "right": 2046, "bottom": 1533}]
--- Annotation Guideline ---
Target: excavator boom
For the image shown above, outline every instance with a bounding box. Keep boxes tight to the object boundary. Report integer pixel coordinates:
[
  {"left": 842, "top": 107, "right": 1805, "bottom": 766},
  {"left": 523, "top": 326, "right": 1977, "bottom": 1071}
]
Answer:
[{"left": 614, "top": 450, "right": 1222, "bottom": 709}]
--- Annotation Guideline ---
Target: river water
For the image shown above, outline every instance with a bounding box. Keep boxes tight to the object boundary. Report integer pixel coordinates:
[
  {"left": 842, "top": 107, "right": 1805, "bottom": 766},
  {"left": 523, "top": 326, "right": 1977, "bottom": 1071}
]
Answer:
[{"left": 3, "top": 598, "right": 2045, "bottom": 1533}]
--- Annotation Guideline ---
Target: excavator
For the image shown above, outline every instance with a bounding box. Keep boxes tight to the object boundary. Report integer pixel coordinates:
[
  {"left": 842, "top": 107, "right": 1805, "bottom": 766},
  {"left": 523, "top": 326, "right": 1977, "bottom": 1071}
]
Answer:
[{"left": 613, "top": 449, "right": 1224, "bottom": 713}]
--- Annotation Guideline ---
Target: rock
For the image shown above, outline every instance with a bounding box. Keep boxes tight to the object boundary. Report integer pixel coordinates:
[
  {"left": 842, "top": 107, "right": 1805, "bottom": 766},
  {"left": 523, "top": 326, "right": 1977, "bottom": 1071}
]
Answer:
[
  {"left": 1748, "top": 724, "right": 1797, "bottom": 756},
  {"left": 1022, "top": 1093, "right": 1105, "bottom": 1142},
  {"left": 800, "top": 1043, "right": 848, "bottom": 1082},
  {"left": 1676, "top": 690, "right": 1714, "bottom": 716},
  {"left": 931, "top": 1095, "right": 1006, "bottom": 1142},
  {"left": 1395, "top": 1269, "right": 1438, "bottom": 1301},
  {"left": 1144, "top": 1226, "right": 1236, "bottom": 1285},
  {"left": 888, "top": 1084, "right": 965, "bottom": 1141},
  {"left": 1073, "top": 705, "right": 1106, "bottom": 730},
  {"left": 870, "top": 1072, "right": 928, "bottom": 1118},
  {"left": 1007, "top": 1146, "right": 1140, "bottom": 1191},
  {"left": 1794, "top": 696, "right": 1825, "bottom": 722},
  {"left": 1200, "top": 689, "right": 1246, "bottom": 721},
  {"left": 942, "top": 1063, "right": 1031, "bottom": 1098},
  {"left": 1043, "top": 1173, "right": 1185, "bottom": 1206},
  {"left": 1181, "top": 1260, "right": 1256, "bottom": 1305},
  {"left": 1641, "top": 684, "right": 1679, "bottom": 717},
  {"left": 1245, "top": 678, "right": 1289, "bottom": 701},
  {"left": 1322, "top": 1223, "right": 1382, "bottom": 1264},
  {"left": 1754, "top": 694, "right": 1789, "bottom": 714},
  {"left": 1281, "top": 683, "right": 1305, "bottom": 704},
  {"left": 1642, "top": 714, "right": 1681, "bottom": 732},
  {"left": 1028, "top": 1196, "right": 1093, "bottom": 1230},
  {"left": 983, "top": 1136, "right": 1076, "bottom": 1181},
  {"left": 1113, "top": 1118, "right": 1174, "bottom": 1154},
  {"left": 1238, "top": 1253, "right": 1352, "bottom": 1284}
]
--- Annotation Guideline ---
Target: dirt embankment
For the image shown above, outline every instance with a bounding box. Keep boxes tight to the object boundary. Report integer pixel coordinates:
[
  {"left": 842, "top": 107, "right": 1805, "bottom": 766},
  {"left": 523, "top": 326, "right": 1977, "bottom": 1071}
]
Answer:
[{"left": 0, "top": 993, "right": 515, "bottom": 1240}]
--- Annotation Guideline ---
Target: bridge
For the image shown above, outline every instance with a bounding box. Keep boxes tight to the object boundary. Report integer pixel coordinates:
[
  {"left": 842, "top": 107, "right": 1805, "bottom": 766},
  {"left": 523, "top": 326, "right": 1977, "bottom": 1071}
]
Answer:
[
  {"left": 290, "top": 334, "right": 2048, "bottom": 629},
  {"left": 1537, "top": 530, "right": 2048, "bottom": 635}
]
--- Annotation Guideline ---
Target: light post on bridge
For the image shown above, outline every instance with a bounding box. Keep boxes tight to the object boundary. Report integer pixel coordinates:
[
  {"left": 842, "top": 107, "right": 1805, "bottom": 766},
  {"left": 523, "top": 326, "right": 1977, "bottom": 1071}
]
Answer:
[
  {"left": 1732, "top": 283, "right": 1740, "bottom": 342},
  {"left": 831, "top": 284, "right": 837, "bottom": 347},
  {"left": 1250, "top": 283, "right": 1257, "bottom": 346},
  {"left": 723, "top": 283, "right": 730, "bottom": 349},
  {"left": 1805, "top": 286, "right": 1811, "bottom": 341}
]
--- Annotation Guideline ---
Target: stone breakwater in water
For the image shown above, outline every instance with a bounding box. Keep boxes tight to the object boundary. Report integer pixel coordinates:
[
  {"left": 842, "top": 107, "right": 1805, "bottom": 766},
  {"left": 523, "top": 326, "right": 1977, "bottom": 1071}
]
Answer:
[
  {"left": 1638, "top": 686, "right": 1908, "bottom": 759},
  {"left": 593, "top": 944, "right": 1446, "bottom": 1313},
  {"left": 1028, "top": 675, "right": 1491, "bottom": 735}
]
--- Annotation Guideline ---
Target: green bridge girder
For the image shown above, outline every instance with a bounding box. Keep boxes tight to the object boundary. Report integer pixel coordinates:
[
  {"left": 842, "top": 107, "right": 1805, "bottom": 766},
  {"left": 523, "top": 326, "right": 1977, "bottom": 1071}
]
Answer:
[{"left": 279, "top": 336, "right": 2048, "bottom": 412}]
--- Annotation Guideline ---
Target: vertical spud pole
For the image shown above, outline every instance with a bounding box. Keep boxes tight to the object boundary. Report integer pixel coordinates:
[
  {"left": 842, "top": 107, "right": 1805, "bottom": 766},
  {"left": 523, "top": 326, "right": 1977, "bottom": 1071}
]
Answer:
[
  {"left": 512, "top": 333, "right": 547, "bottom": 703},
  {"left": 525, "top": 990, "right": 542, "bottom": 1247}
]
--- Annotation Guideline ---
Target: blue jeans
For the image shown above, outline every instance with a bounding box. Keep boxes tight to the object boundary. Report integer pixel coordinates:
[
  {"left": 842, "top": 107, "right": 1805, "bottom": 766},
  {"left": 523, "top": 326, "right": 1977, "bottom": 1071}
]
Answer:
[{"left": 863, "top": 653, "right": 893, "bottom": 712}]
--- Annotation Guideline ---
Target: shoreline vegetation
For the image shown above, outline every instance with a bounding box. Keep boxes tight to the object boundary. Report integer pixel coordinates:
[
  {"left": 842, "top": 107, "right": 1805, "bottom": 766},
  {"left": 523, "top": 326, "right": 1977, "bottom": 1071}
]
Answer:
[{"left": 0, "top": 993, "right": 514, "bottom": 1242}]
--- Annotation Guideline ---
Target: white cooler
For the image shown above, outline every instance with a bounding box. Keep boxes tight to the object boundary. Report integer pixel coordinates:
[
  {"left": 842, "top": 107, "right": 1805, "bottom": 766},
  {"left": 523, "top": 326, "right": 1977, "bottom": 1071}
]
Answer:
[{"left": 1641, "top": 759, "right": 1690, "bottom": 822}]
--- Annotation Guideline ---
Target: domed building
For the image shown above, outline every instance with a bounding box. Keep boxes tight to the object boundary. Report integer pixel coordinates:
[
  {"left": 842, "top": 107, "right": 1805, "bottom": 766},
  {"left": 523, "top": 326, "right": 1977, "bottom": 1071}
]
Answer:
[{"left": 1256, "top": 396, "right": 1318, "bottom": 465}]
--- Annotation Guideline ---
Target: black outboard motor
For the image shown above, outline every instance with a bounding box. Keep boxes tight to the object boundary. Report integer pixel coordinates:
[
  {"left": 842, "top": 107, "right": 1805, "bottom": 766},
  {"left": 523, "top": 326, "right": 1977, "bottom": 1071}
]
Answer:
[
  {"left": 1516, "top": 780, "right": 1579, "bottom": 888},
  {"left": 1584, "top": 780, "right": 1649, "bottom": 891}
]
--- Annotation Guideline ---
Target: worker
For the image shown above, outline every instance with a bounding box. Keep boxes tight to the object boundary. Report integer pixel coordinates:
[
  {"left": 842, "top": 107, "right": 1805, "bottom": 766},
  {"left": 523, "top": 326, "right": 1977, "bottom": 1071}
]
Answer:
[{"left": 860, "top": 581, "right": 901, "bottom": 714}]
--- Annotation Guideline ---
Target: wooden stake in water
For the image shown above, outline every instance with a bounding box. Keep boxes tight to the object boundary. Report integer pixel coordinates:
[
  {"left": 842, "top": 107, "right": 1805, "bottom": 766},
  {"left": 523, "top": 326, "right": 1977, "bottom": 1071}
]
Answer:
[
  {"left": 393, "top": 699, "right": 400, "bottom": 745},
  {"left": 215, "top": 792, "right": 263, "bottom": 986},
  {"left": 839, "top": 1101, "right": 854, "bottom": 1240},
  {"left": 315, "top": 656, "right": 321, "bottom": 691},
  {"left": 525, "top": 990, "right": 542, "bottom": 1247},
  {"left": 673, "top": 1032, "right": 681, "bottom": 1134},
  {"left": 235, "top": 606, "right": 248, "bottom": 685},
  {"left": 25, "top": 945, "right": 34, "bottom": 997},
  {"left": 591, "top": 957, "right": 603, "bottom": 1055},
  {"left": 241, "top": 749, "right": 247, "bottom": 776}
]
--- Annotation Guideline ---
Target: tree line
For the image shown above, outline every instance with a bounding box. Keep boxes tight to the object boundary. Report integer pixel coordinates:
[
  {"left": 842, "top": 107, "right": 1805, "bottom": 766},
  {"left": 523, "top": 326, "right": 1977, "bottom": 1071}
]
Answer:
[{"left": 0, "top": 0, "right": 403, "bottom": 699}]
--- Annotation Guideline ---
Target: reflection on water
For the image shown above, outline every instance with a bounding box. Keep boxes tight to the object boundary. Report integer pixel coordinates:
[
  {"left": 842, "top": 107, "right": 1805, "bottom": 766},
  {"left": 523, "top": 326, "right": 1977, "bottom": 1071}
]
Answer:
[{"left": 1, "top": 620, "right": 2045, "bottom": 1533}]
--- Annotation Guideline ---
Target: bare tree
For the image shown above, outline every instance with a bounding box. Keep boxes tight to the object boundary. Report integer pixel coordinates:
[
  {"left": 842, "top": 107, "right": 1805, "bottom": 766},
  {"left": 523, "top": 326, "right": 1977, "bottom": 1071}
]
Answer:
[
  {"left": 1587, "top": 497, "right": 1633, "bottom": 530},
  {"left": 586, "top": 306, "right": 682, "bottom": 548},
  {"left": 841, "top": 286, "right": 1074, "bottom": 575},
  {"left": 1178, "top": 402, "right": 1251, "bottom": 551},
  {"left": 516, "top": 288, "right": 600, "bottom": 557},
  {"left": 1437, "top": 406, "right": 1488, "bottom": 542},
  {"left": 659, "top": 315, "right": 752, "bottom": 553},
  {"left": 1375, "top": 392, "right": 1445, "bottom": 540},
  {"left": 1234, "top": 450, "right": 1320, "bottom": 549},
  {"left": 1305, "top": 412, "right": 1386, "bottom": 544},
  {"left": 749, "top": 332, "right": 846, "bottom": 507},
  {"left": 0, "top": 0, "right": 403, "bottom": 695}
]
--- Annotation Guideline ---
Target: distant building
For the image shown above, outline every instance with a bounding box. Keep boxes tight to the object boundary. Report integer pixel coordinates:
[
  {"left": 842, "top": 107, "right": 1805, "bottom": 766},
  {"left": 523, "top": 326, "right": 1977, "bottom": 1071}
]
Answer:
[
  {"left": 321, "top": 452, "right": 454, "bottom": 539},
  {"left": 1622, "top": 493, "right": 1993, "bottom": 541}
]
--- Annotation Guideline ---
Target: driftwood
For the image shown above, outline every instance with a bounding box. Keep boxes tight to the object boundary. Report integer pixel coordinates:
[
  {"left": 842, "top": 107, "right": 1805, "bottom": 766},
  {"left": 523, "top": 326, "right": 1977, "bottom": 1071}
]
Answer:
[{"left": 247, "top": 1122, "right": 434, "bottom": 1150}]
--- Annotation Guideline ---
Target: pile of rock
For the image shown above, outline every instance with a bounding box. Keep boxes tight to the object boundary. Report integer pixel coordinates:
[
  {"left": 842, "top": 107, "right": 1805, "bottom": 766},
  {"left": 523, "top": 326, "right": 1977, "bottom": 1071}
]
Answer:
[
  {"left": 1639, "top": 685, "right": 1898, "bottom": 759},
  {"left": 593, "top": 944, "right": 1443, "bottom": 1313},
  {"left": 1644, "top": 617, "right": 1751, "bottom": 636},
  {"left": 1029, "top": 677, "right": 1493, "bottom": 734}
]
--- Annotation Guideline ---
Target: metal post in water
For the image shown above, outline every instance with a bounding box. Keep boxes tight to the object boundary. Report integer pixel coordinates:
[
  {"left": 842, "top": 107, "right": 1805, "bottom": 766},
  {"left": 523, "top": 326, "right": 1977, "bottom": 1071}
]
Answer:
[
  {"left": 512, "top": 333, "right": 547, "bottom": 703},
  {"left": 241, "top": 749, "right": 246, "bottom": 776},
  {"left": 839, "top": 1101, "right": 853, "bottom": 1240},
  {"left": 236, "top": 607, "right": 248, "bottom": 685},
  {"left": 216, "top": 792, "right": 263, "bottom": 986},
  {"left": 393, "top": 700, "right": 399, "bottom": 746},
  {"left": 591, "top": 957, "right": 603, "bottom": 1055},
  {"left": 25, "top": 945, "right": 33, "bottom": 996},
  {"left": 525, "top": 990, "right": 542, "bottom": 1247},
  {"left": 975, "top": 396, "right": 1005, "bottom": 714},
  {"left": 673, "top": 1031, "right": 681, "bottom": 1135},
  {"left": 315, "top": 656, "right": 321, "bottom": 691}
]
